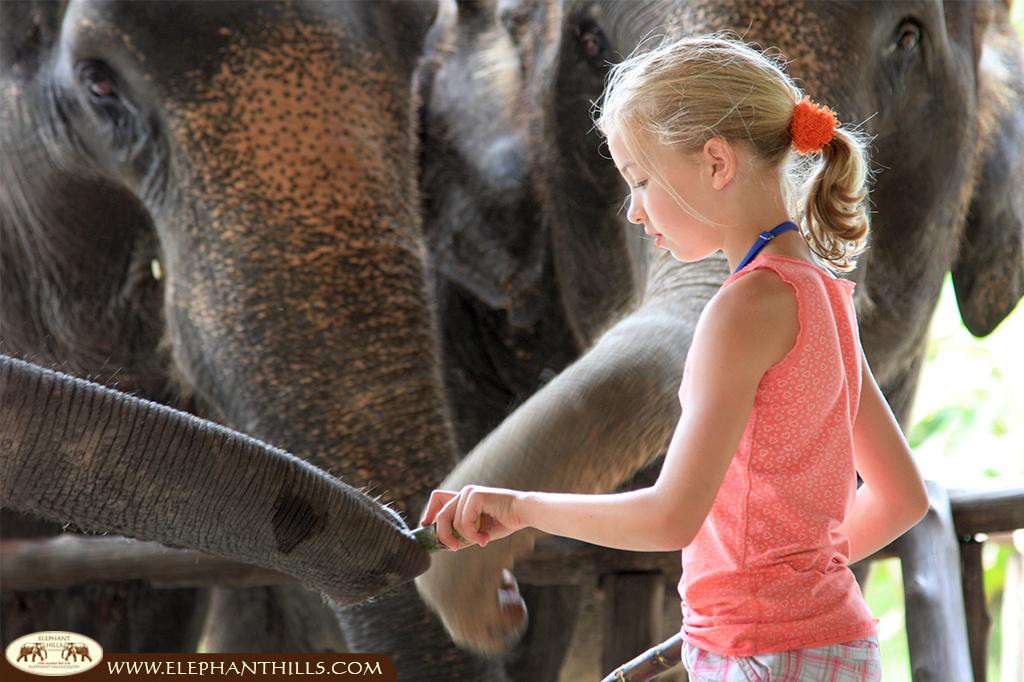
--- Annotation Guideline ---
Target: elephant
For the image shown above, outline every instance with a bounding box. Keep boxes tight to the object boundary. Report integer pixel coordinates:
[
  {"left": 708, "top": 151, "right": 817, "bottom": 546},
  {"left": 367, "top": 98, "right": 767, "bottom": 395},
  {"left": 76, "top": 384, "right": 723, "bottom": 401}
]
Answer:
[
  {"left": 16, "top": 643, "right": 46, "bottom": 662},
  {"left": 414, "top": 0, "right": 1023, "bottom": 679},
  {"left": 62, "top": 643, "right": 92, "bottom": 662},
  {"left": 1, "top": 1, "right": 537, "bottom": 678}
]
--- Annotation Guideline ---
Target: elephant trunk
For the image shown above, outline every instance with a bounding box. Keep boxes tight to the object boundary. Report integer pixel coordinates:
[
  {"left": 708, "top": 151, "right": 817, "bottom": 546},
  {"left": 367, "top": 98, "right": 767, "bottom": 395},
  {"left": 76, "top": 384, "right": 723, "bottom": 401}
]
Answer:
[{"left": 0, "top": 354, "right": 430, "bottom": 605}]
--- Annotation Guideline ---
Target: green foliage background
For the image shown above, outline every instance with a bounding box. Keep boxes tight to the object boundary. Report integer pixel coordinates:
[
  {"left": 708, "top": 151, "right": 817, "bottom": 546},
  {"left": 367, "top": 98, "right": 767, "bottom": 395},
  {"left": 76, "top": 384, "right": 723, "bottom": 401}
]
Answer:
[{"left": 864, "top": 7, "right": 1024, "bottom": 678}]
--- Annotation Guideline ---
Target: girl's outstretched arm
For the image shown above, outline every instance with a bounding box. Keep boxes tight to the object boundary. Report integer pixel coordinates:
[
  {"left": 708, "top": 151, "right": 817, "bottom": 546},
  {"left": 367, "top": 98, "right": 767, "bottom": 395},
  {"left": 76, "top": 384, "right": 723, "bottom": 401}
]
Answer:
[
  {"left": 836, "top": 351, "right": 929, "bottom": 563},
  {"left": 421, "top": 482, "right": 678, "bottom": 552}
]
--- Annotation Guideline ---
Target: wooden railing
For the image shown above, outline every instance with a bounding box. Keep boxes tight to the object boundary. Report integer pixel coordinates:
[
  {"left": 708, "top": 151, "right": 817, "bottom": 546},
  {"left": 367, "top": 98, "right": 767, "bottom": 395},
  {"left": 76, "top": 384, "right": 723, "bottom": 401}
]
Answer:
[
  {"left": 2, "top": 484, "right": 1021, "bottom": 681},
  {"left": 950, "top": 487, "right": 1023, "bottom": 682}
]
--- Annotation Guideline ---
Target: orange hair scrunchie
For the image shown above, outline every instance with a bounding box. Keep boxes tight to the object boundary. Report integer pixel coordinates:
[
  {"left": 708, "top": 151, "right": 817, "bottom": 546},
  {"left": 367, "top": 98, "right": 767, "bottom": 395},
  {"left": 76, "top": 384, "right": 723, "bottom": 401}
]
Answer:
[{"left": 790, "top": 95, "right": 839, "bottom": 154}]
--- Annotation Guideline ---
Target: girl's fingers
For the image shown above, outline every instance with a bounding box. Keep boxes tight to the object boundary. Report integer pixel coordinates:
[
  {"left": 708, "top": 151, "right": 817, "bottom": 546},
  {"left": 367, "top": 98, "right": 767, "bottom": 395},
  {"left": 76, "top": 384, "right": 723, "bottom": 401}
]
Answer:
[
  {"left": 437, "top": 497, "right": 467, "bottom": 551},
  {"left": 420, "top": 489, "right": 457, "bottom": 526},
  {"left": 452, "top": 488, "right": 471, "bottom": 547},
  {"left": 459, "top": 491, "right": 486, "bottom": 546},
  {"left": 420, "top": 486, "right": 498, "bottom": 550}
]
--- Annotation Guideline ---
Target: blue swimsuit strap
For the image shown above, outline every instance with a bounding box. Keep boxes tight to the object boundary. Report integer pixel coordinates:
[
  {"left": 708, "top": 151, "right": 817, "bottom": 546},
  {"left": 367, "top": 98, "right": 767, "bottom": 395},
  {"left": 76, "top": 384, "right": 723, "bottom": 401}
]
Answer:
[{"left": 733, "top": 221, "right": 800, "bottom": 274}]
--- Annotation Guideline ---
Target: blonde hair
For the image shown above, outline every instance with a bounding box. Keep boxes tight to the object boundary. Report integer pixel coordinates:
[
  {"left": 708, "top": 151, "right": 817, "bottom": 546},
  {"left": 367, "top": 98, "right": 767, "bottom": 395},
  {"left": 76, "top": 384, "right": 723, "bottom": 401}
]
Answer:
[{"left": 593, "top": 33, "right": 871, "bottom": 272}]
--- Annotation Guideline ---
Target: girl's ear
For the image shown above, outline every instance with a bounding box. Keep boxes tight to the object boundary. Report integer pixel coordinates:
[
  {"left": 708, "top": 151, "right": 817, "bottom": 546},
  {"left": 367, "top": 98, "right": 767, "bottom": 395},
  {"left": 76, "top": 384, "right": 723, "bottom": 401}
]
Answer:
[{"left": 703, "top": 138, "right": 736, "bottom": 190}]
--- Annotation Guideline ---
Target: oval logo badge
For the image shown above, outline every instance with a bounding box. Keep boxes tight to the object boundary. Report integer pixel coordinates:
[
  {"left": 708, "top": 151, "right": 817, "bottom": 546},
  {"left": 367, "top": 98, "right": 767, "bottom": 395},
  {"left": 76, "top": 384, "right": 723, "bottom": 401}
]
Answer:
[{"left": 5, "top": 631, "right": 103, "bottom": 676}]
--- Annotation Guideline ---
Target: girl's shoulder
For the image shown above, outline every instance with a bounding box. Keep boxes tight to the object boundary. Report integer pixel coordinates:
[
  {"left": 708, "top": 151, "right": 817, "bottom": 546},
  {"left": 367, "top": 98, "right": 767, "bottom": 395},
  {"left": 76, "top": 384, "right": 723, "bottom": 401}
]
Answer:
[
  {"left": 713, "top": 263, "right": 798, "bottom": 322},
  {"left": 695, "top": 268, "right": 799, "bottom": 376}
]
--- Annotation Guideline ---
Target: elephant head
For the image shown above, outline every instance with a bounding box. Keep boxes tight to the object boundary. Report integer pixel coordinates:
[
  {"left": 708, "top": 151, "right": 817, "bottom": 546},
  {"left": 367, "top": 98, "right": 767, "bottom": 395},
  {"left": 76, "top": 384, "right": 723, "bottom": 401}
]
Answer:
[
  {"left": 2, "top": 1, "right": 529, "bottom": 676},
  {"left": 414, "top": 0, "right": 1023, "bottom": 665},
  {"left": 0, "top": 0, "right": 452, "bottom": 495}
]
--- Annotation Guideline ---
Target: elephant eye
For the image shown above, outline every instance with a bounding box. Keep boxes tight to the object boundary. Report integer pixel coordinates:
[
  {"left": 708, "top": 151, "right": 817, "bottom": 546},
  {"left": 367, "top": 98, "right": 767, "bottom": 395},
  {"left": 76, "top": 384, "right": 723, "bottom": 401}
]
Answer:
[
  {"left": 77, "top": 60, "right": 121, "bottom": 102},
  {"left": 895, "top": 20, "right": 920, "bottom": 52},
  {"left": 74, "top": 59, "right": 139, "bottom": 149},
  {"left": 89, "top": 78, "right": 116, "bottom": 99}
]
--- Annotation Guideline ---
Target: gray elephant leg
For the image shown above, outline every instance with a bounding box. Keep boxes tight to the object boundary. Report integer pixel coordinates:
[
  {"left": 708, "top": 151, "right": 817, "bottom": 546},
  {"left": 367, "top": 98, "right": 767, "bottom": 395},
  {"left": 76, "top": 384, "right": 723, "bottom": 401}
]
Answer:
[
  {"left": 335, "top": 582, "right": 511, "bottom": 681},
  {"left": 201, "top": 585, "right": 347, "bottom": 653}
]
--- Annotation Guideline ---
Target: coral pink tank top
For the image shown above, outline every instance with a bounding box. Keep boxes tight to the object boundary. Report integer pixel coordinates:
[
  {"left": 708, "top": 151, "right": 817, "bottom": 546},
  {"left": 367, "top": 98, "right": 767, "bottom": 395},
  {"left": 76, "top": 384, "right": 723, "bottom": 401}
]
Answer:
[{"left": 678, "top": 253, "right": 879, "bottom": 656}]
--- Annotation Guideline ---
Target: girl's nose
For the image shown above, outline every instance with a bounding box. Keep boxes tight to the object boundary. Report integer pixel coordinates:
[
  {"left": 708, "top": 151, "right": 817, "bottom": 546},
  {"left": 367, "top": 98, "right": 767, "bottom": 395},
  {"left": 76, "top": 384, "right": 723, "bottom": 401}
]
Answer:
[{"left": 627, "top": 200, "right": 645, "bottom": 225}]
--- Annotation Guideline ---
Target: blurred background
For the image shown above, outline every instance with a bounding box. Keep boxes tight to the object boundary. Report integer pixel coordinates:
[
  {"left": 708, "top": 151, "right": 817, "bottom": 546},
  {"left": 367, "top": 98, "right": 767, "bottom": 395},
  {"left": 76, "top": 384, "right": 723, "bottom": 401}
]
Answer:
[{"left": 863, "top": 6, "right": 1024, "bottom": 679}]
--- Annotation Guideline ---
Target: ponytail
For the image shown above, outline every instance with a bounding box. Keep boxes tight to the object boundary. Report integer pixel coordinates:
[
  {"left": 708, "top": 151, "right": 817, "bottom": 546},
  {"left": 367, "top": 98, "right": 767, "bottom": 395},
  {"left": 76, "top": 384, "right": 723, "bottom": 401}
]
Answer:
[{"left": 799, "top": 127, "right": 871, "bottom": 273}]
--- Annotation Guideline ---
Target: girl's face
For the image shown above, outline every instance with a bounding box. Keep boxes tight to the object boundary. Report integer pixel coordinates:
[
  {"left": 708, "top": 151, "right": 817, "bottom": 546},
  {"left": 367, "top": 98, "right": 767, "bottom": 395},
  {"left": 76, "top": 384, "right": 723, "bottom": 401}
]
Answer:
[{"left": 607, "top": 132, "right": 723, "bottom": 262}]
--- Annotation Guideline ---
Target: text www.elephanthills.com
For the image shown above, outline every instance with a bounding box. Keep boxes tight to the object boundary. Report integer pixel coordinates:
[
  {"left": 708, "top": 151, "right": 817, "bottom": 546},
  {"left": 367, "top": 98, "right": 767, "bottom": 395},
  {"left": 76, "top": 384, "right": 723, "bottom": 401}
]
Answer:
[{"left": 106, "top": 660, "right": 387, "bottom": 677}]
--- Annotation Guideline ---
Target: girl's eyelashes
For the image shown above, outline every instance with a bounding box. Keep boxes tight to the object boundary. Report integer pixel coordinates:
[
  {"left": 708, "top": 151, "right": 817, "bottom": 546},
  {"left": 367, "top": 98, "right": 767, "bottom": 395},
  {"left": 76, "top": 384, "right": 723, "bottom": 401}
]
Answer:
[{"left": 631, "top": 179, "right": 648, "bottom": 190}]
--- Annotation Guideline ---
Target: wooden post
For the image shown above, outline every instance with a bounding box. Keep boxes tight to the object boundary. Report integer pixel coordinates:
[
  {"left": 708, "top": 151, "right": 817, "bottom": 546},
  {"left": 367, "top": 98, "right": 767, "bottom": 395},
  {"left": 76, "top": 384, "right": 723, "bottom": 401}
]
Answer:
[
  {"left": 959, "top": 535, "right": 989, "bottom": 682},
  {"left": 895, "top": 481, "right": 974, "bottom": 682},
  {"left": 600, "top": 571, "right": 665, "bottom": 677},
  {"left": 1001, "top": 543, "right": 1022, "bottom": 682}
]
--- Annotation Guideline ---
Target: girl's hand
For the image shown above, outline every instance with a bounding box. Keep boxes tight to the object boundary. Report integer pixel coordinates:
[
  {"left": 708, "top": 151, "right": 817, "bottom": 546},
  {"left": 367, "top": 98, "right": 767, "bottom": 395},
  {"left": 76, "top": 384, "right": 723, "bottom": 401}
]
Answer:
[{"left": 419, "top": 485, "right": 527, "bottom": 551}]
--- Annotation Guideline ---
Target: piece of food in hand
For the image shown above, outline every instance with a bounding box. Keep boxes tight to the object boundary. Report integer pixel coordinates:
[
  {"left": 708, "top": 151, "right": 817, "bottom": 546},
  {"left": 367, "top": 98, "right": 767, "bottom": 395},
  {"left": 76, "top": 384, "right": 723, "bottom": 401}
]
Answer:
[
  {"left": 410, "top": 522, "right": 473, "bottom": 551},
  {"left": 411, "top": 523, "right": 447, "bottom": 552}
]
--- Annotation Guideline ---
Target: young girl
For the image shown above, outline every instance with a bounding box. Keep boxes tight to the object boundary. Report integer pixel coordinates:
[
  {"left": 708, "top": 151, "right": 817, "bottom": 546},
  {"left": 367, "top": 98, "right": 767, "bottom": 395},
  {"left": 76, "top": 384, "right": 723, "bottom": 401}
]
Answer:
[{"left": 419, "top": 34, "right": 929, "bottom": 681}]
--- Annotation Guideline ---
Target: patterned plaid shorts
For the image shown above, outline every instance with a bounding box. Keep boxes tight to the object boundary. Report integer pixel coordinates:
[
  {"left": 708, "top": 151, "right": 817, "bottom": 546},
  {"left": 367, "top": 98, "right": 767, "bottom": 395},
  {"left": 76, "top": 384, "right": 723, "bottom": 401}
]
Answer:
[{"left": 682, "top": 635, "right": 881, "bottom": 681}]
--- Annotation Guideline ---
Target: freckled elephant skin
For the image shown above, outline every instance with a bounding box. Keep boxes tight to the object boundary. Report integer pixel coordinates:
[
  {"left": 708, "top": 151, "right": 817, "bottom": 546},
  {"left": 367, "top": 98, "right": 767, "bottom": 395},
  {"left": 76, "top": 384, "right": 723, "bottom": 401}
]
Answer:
[
  {"left": 1, "top": 1, "right": 520, "bottom": 678},
  {"left": 413, "top": 0, "right": 1023, "bottom": 676}
]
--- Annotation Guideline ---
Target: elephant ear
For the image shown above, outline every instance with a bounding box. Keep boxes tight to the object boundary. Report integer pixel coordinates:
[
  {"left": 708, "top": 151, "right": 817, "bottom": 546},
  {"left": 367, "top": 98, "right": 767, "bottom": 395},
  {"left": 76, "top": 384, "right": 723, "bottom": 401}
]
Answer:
[{"left": 953, "top": 3, "right": 1024, "bottom": 337}]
